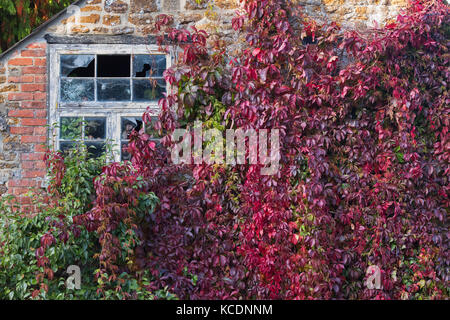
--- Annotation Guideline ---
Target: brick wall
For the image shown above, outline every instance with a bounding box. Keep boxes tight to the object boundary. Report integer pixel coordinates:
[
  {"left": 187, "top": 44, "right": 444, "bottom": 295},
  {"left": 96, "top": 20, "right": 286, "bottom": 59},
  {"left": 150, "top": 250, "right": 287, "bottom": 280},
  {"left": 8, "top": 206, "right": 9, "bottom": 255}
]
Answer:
[{"left": 0, "top": 42, "right": 48, "bottom": 209}]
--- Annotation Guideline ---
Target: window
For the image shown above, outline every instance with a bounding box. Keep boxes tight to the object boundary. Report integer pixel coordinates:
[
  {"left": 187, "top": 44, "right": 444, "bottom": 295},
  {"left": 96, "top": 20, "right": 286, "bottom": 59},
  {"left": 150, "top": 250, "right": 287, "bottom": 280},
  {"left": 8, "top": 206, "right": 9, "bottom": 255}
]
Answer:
[
  {"left": 60, "top": 54, "right": 166, "bottom": 102},
  {"left": 120, "top": 116, "right": 160, "bottom": 161},
  {"left": 59, "top": 117, "right": 106, "bottom": 158},
  {"left": 48, "top": 44, "right": 171, "bottom": 161}
]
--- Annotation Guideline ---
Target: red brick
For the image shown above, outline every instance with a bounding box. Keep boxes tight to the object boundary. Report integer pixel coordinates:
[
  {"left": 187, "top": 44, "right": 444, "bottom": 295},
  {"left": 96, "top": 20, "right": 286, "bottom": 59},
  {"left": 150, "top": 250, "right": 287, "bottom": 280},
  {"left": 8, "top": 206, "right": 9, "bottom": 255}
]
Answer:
[
  {"left": 34, "top": 144, "right": 47, "bottom": 152},
  {"left": 26, "top": 43, "right": 46, "bottom": 49},
  {"left": 23, "top": 170, "right": 46, "bottom": 178},
  {"left": 22, "top": 161, "right": 37, "bottom": 169},
  {"left": 8, "top": 179, "right": 38, "bottom": 187},
  {"left": 12, "top": 187, "right": 31, "bottom": 195},
  {"left": 8, "top": 58, "right": 33, "bottom": 66},
  {"left": 21, "top": 118, "right": 47, "bottom": 126},
  {"left": 21, "top": 101, "right": 46, "bottom": 109},
  {"left": 35, "top": 110, "right": 47, "bottom": 118},
  {"left": 21, "top": 135, "right": 47, "bottom": 143},
  {"left": 34, "top": 75, "right": 46, "bottom": 83},
  {"left": 10, "top": 126, "right": 34, "bottom": 134},
  {"left": 22, "top": 161, "right": 46, "bottom": 169},
  {"left": 21, "top": 49, "right": 46, "bottom": 57},
  {"left": 8, "top": 76, "right": 34, "bottom": 83},
  {"left": 33, "top": 92, "right": 46, "bottom": 101},
  {"left": 34, "top": 58, "right": 47, "bottom": 67},
  {"left": 22, "top": 83, "right": 46, "bottom": 92},
  {"left": 21, "top": 153, "right": 45, "bottom": 161},
  {"left": 8, "top": 92, "right": 33, "bottom": 101},
  {"left": 22, "top": 66, "right": 46, "bottom": 74},
  {"left": 8, "top": 110, "right": 34, "bottom": 118},
  {"left": 34, "top": 127, "right": 47, "bottom": 135},
  {"left": 17, "top": 196, "right": 32, "bottom": 205}
]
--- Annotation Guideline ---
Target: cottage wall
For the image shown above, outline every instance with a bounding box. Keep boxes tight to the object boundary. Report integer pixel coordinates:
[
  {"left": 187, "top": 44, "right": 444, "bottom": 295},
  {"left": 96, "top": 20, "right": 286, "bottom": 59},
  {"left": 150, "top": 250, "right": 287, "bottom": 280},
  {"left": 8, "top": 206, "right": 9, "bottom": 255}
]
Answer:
[{"left": 0, "top": 0, "right": 409, "bottom": 208}]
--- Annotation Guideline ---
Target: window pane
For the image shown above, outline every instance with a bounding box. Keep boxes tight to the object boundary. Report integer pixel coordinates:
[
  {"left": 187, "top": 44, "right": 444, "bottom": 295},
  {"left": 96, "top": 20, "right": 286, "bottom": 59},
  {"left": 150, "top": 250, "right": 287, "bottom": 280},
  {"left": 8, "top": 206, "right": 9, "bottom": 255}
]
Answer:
[
  {"left": 60, "top": 79, "right": 95, "bottom": 102},
  {"left": 85, "top": 142, "right": 106, "bottom": 159},
  {"left": 85, "top": 118, "right": 106, "bottom": 140},
  {"left": 121, "top": 142, "right": 131, "bottom": 161},
  {"left": 60, "top": 117, "right": 82, "bottom": 140},
  {"left": 97, "top": 55, "right": 131, "bottom": 77},
  {"left": 121, "top": 117, "right": 143, "bottom": 140},
  {"left": 133, "top": 55, "right": 166, "bottom": 78},
  {"left": 61, "top": 55, "right": 95, "bottom": 77},
  {"left": 60, "top": 141, "right": 77, "bottom": 154},
  {"left": 97, "top": 79, "right": 131, "bottom": 101},
  {"left": 133, "top": 79, "right": 165, "bottom": 101}
]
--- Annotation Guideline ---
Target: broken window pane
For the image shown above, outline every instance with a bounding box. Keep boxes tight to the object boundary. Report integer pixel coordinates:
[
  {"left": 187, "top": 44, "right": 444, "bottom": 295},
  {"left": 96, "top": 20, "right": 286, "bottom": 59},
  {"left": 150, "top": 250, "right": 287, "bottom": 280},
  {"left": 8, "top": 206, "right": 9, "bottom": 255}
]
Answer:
[
  {"left": 85, "top": 118, "right": 106, "bottom": 140},
  {"left": 60, "top": 79, "right": 95, "bottom": 102},
  {"left": 85, "top": 142, "right": 106, "bottom": 159},
  {"left": 133, "top": 79, "right": 165, "bottom": 101},
  {"left": 61, "top": 55, "right": 95, "bottom": 77},
  {"left": 60, "top": 117, "right": 82, "bottom": 140},
  {"left": 97, "top": 79, "right": 131, "bottom": 101},
  {"left": 133, "top": 55, "right": 166, "bottom": 78},
  {"left": 121, "top": 117, "right": 143, "bottom": 140},
  {"left": 97, "top": 55, "right": 131, "bottom": 77}
]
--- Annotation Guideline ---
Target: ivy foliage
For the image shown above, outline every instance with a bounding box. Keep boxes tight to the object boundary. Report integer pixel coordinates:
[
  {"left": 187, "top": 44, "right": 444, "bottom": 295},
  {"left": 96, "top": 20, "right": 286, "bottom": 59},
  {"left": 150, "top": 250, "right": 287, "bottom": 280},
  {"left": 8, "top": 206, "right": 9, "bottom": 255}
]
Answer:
[
  {"left": 0, "top": 0, "right": 72, "bottom": 53},
  {"left": 0, "top": 144, "right": 167, "bottom": 299},
  {"left": 0, "top": 0, "right": 448, "bottom": 300}
]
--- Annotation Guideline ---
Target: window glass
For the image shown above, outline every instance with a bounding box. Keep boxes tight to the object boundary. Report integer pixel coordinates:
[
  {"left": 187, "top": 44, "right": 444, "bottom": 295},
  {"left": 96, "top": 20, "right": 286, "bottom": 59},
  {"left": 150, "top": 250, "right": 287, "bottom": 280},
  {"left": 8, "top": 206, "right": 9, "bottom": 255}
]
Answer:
[
  {"left": 60, "top": 141, "right": 76, "bottom": 153},
  {"left": 85, "top": 118, "right": 106, "bottom": 140},
  {"left": 121, "top": 142, "right": 132, "bottom": 161},
  {"left": 85, "top": 142, "right": 106, "bottom": 158},
  {"left": 121, "top": 117, "right": 143, "bottom": 139},
  {"left": 97, "top": 79, "right": 131, "bottom": 101},
  {"left": 133, "top": 55, "right": 166, "bottom": 78},
  {"left": 59, "top": 54, "right": 166, "bottom": 103},
  {"left": 133, "top": 79, "right": 165, "bottom": 101},
  {"left": 121, "top": 117, "right": 143, "bottom": 161},
  {"left": 59, "top": 116, "right": 106, "bottom": 159},
  {"left": 60, "top": 117, "right": 82, "bottom": 140},
  {"left": 60, "top": 79, "right": 95, "bottom": 102},
  {"left": 60, "top": 54, "right": 95, "bottom": 77}
]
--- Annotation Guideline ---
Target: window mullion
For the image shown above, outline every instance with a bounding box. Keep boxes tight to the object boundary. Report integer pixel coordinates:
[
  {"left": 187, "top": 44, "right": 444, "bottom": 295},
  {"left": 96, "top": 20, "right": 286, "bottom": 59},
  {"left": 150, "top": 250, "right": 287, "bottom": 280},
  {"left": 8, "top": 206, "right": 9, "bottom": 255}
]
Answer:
[
  {"left": 130, "top": 54, "right": 133, "bottom": 102},
  {"left": 81, "top": 117, "right": 85, "bottom": 142},
  {"left": 94, "top": 54, "right": 98, "bottom": 102}
]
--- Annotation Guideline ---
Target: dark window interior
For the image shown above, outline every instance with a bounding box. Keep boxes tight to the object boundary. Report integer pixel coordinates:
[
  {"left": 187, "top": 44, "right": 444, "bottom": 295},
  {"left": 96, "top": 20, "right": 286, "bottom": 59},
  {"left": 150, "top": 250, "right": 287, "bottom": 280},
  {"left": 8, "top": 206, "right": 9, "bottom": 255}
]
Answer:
[
  {"left": 97, "top": 55, "right": 130, "bottom": 77},
  {"left": 85, "top": 118, "right": 106, "bottom": 140}
]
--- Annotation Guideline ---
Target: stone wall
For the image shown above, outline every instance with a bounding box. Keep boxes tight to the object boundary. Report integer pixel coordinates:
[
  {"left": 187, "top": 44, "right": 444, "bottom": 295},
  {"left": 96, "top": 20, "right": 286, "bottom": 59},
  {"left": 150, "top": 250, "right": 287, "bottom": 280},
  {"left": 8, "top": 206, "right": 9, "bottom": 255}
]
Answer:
[
  {"left": 48, "top": 0, "right": 408, "bottom": 46},
  {"left": 299, "top": 0, "right": 408, "bottom": 29},
  {"left": 47, "top": 0, "right": 241, "bottom": 49}
]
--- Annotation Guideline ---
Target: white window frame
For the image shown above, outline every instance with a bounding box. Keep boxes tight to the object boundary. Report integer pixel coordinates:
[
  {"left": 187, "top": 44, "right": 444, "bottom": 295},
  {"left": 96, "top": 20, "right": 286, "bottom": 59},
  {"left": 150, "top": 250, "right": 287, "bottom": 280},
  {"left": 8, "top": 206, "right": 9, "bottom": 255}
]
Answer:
[{"left": 48, "top": 43, "right": 173, "bottom": 162}]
